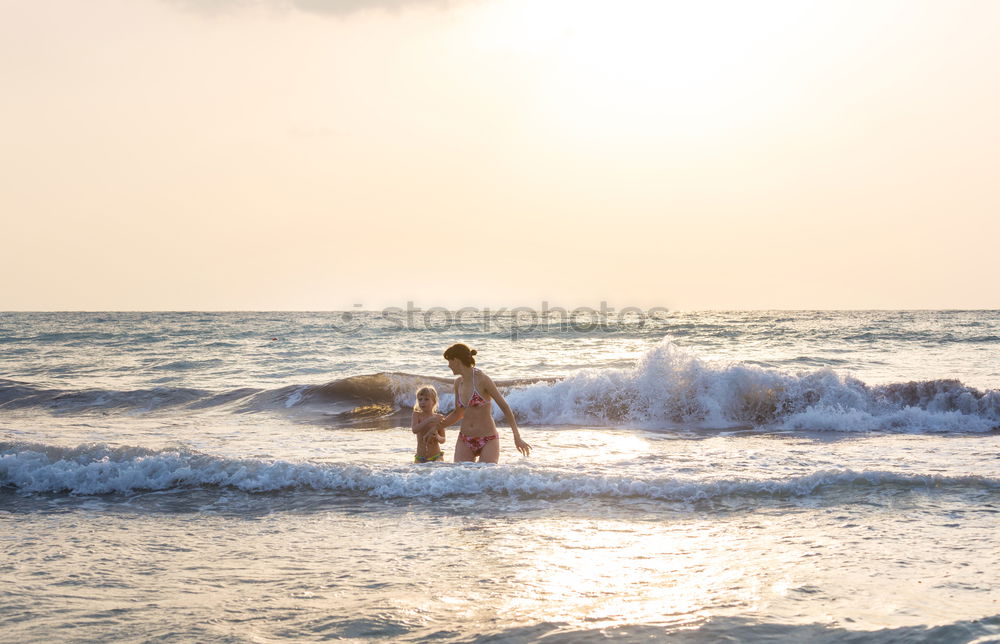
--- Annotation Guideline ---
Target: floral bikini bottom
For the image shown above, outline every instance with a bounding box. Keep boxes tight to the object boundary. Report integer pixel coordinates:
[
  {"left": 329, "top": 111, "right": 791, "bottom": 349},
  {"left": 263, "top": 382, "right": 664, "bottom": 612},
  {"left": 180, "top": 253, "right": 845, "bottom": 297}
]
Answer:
[{"left": 458, "top": 432, "right": 498, "bottom": 457}]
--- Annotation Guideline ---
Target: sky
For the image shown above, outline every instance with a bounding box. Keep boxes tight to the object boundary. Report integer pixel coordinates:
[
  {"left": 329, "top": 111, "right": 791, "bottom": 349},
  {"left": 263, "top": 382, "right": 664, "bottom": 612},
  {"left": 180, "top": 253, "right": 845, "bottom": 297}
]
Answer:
[{"left": 2, "top": 0, "right": 999, "bottom": 310}]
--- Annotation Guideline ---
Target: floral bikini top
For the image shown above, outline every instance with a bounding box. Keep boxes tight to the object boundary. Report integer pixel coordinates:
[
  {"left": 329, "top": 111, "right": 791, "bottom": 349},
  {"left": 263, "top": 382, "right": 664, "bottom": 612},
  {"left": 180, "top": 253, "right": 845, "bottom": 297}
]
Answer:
[{"left": 457, "top": 368, "right": 489, "bottom": 408}]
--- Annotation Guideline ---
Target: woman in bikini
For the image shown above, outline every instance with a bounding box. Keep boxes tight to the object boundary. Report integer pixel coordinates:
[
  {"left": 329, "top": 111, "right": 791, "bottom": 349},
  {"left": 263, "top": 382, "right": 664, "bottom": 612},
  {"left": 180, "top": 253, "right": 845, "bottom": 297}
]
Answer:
[{"left": 437, "top": 343, "right": 531, "bottom": 463}]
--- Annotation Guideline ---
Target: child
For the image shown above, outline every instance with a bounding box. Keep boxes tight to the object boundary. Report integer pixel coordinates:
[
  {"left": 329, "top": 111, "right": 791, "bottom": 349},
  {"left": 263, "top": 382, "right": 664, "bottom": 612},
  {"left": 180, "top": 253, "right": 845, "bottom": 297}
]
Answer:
[{"left": 411, "top": 385, "right": 446, "bottom": 463}]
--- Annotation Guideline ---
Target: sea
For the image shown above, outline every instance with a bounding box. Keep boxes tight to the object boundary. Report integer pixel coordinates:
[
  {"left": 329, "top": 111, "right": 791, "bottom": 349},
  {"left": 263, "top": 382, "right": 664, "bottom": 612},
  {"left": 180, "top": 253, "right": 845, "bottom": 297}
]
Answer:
[{"left": 1, "top": 309, "right": 999, "bottom": 643}]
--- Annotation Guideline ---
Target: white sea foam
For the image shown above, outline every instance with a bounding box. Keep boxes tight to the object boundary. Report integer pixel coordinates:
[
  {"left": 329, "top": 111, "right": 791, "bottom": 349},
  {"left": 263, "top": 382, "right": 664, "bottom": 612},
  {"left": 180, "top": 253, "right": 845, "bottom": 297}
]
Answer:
[
  {"left": 2, "top": 442, "right": 997, "bottom": 499},
  {"left": 493, "top": 338, "right": 1000, "bottom": 432}
]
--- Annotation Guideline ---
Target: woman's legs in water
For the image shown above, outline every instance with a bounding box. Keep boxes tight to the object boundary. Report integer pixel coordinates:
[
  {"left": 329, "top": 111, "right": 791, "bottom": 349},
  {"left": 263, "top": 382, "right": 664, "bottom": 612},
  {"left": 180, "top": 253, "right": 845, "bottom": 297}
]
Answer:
[
  {"left": 477, "top": 437, "right": 500, "bottom": 463},
  {"left": 454, "top": 438, "right": 476, "bottom": 463}
]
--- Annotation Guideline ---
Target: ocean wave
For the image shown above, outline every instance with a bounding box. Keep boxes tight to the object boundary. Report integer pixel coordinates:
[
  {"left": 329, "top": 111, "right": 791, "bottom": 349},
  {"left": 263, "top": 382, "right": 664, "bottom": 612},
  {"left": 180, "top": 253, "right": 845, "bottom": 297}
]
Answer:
[
  {"left": 0, "top": 372, "right": 547, "bottom": 417},
  {"left": 501, "top": 339, "right": 1000, "bottom": 433},
  {"left": 2, "top": 441, "right": 998, "bottom": 499},
  {"left": 476, "top": 615, "right": 1000, "bottom": 644},
  {"left": 2, "top": 338, "right": 999, "bottom": 432},
  {"left": 0, "top": 379, "right": 234, "bottom": 413}
]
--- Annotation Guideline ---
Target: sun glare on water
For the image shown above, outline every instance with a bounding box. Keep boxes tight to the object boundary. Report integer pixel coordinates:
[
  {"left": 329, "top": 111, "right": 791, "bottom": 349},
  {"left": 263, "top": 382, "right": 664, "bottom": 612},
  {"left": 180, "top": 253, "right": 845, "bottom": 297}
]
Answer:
[{"left": 500, "top": 519, "right": 756, "bottom": 629}]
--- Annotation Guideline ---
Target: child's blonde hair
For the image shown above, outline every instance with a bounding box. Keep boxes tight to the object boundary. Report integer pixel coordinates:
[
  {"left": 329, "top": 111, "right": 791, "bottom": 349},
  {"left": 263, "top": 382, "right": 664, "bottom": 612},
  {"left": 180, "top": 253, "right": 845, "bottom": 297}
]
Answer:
[{"left": 414, "top": 385, "right": 439, "bottom": 413}]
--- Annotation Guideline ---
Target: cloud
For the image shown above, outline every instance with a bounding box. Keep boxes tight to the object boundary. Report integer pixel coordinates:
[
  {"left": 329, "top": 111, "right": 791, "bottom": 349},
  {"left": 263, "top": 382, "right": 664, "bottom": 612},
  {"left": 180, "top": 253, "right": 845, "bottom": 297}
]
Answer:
[
  {"left": 295, "top": 0, "right": 452, "bottom": 15},
  {"left": 164, "top": 0, "right": 460, "bottom": 18}
]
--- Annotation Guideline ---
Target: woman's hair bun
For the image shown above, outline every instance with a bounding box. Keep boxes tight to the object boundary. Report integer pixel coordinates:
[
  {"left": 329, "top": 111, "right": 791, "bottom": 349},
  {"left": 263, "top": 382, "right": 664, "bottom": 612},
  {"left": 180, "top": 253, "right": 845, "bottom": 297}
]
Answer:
[{"left": 444, "top": 343, "right": 478, "bottom": 366}]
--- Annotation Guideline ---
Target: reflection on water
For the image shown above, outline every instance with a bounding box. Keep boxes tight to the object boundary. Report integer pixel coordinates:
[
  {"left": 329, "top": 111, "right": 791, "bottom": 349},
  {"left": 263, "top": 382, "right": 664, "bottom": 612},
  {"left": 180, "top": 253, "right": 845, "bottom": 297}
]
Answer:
[
  {"left": 7, "top": 492, "right": 997, "bottom": 642},
  {"left": 502, "top": 520, "right": 733, "bottom": 628}
]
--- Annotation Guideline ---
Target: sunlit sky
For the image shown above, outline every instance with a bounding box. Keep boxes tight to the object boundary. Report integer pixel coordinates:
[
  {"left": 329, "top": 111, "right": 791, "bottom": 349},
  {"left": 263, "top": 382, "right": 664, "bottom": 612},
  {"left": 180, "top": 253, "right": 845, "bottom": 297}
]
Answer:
[{"left": 3, "top": 0, "right": 999, "bottom": 310}]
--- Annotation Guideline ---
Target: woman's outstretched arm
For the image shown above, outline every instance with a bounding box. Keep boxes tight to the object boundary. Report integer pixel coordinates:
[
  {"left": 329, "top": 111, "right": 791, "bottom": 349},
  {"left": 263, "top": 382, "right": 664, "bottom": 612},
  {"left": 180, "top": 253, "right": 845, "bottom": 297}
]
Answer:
[
  {"left": 434, "top": 382, "right": 465, "bottom": 431},
  {"left": 482, "top": 375, "right": 531, "bottom": 457}
]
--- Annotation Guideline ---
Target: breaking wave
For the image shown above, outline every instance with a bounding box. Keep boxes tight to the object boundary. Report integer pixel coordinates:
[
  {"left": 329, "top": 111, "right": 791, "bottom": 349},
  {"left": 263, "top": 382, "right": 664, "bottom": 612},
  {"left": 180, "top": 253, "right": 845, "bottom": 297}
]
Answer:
[
  {"left": 502, "top": 340, "right": 1000, "bottom": 432},
  {"left": 2, "top": 338, "right": 998, "bottom": 432},
  {"left": 2, "top": 441, "right": 998, "bottom": 499}
]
